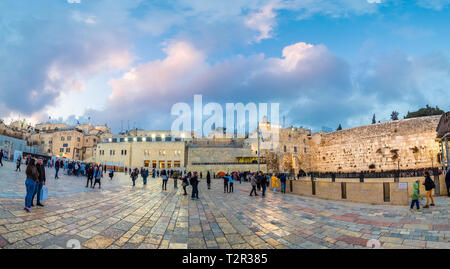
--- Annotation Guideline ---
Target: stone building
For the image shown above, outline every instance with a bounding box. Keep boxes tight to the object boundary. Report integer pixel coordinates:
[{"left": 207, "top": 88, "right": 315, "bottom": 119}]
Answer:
[
  {"left": 95, "top": 130, "right": 265, "bottom": 174},
  {"left": 309, "top": 116, "right": 441, "bottom": 173},
  {"left": 30, "top": 123, "right": 111, "bottom": 160},
  {"left": 246, "top": 115, "right": 443, "bottom": 174}
]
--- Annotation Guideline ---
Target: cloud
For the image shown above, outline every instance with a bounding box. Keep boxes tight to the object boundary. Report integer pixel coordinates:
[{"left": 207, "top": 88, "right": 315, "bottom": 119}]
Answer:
[
  {"left": 0, "top": 1, "right": 135, "bottom": 118},
  {"left": 416, "top": 0, "right": 450, "bottom": 10},
  {"left": 245, "top": 3, "right": 278, "bottom": 42},
  {"left": 67, "top": 0, "right": 81, "bottom": 4}
]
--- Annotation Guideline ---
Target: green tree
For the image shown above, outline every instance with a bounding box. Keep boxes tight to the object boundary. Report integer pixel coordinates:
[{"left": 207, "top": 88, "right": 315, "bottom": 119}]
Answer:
[
  {"left": 405, "top": 105, "right": 444, "bottom": 119},
  {"left": 390, "top": 111, "right": 399, "bottom": 121},
  {"left": 372, "top": 114, "right": 376, "bottom": 124},
  {"left": 337, "top": 124, "right": 342, "bottom": 131}
]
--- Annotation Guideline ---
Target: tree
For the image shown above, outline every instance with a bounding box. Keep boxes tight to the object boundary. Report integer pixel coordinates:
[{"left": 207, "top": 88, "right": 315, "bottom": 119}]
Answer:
[
  {"left": 405, "top": 105, "right": 445, "bottom": 119},
  {"left": 336, "top": 124, "right": 342, "bottom": 131},
  {"left": 390, "top": 111, "right": 399, "bottom": 121},
  {"left": 372, "top": 114, "right": 376, "bottom": 124}
]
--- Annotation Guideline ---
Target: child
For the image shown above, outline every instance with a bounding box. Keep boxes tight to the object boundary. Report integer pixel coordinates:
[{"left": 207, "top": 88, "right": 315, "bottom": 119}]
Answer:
[{"left": 410, "top": 181, "right": 423, "bottom": 212}]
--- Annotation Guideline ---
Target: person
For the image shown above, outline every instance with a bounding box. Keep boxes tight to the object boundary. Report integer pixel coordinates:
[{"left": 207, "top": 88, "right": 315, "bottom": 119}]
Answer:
[
  {"left": 161, "top": 170, "right": 168, "bottom": 191},
  {"left": 131, "top": 168, "right": 138, "bottom": 186},
  {"left": 86, "top": 165, "right": 94, "bottom": 188},
  {"left": 423, "top": 171, "right": 435, "bottom": 208},
  {"left": 410, "top": 181, "right": 423, "bottom": 212},
  {"left": 0, "top": 149, "right": 3, "bottom": 166},
  {"left": 181, "top": 175, "right": 189, "bottom": 195},
  {"left": 32, "top": 159, "right": 46, "bottom": 207},
  {"left": 223, "top": 174, "right": 229, "bottom": 193},
  {"left": 206, "top": 171, "right": 211, "bottom": 189},
  {"left": 228, "top": 174, "right": 234, "bottom": 193},
  {"left": 55, "top": 159, "right": 60, "bottom": 179},
  {"left": 271, "top": 174, "right": 279, "bottom": 193},
  {"left": 190, "top": 172, "right": 199, "bottom": 200},
  {"left": 446, "top": 169, "right": 450, "bottom": 197},
  {"left": 260, "top": 173, "right": 267, "bottom": 197},
  {"left": 93, "top": 165, "right": 102, "bottom": 189},
  {"left": 24, "top": 158, "right": 39, "bottom": 212},
  {"left": 173, "top": 171, "right": 179, "bottom": 189},
  {"left": 249, "top": 174, "right": 258, "bottom": 196},
  {"left": 142, "top": 168, "right": 149, "bottom": 185},
  {"left": 280, "top": 173, "right": 287, "bottom": 194},
  {"left": 109, "top": 168, "right": 114, "bottom": 180},
  {"left": 200, "top": 172, "right": 203, "bottom": 179},
  {"left": 16, "top": 156, "right": 21, "bottom": 172}
]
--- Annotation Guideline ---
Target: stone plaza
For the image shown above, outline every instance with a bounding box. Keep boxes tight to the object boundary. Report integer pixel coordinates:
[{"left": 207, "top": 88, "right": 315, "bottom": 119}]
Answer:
[{"left": 0, "top": 161, "right": 449, "bottom": 249}]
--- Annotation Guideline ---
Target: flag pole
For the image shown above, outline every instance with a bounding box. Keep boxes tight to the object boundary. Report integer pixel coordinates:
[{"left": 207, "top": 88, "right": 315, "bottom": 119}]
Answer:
[{"left": 257, "top": 121, "right": 260, "bottom": 173}]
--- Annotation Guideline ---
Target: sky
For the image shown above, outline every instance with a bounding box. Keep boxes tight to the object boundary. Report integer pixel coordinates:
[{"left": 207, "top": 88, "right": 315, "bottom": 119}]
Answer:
[{"left": 0, "top": 0, "right": 449, "bottom": 134}]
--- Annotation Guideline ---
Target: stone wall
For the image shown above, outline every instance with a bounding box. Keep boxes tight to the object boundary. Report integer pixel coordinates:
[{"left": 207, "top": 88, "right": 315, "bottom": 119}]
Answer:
[{"left": 309, "top": 116, "right": 441, "bottom": 173}]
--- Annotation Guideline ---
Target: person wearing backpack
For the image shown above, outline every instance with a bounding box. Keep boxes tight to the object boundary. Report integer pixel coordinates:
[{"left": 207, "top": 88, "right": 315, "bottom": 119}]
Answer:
[
  {"left": 423, "top": 171, "right": 435, "bottom": 208},
  {"left": 109, "top": 169, "right": 114, "bottom": 180},
  {"left": 228, "top": 174, "right": 234, "bottom": 193},
  {"left": 161, "top": 169, "right": 168, "bottom": 191}
]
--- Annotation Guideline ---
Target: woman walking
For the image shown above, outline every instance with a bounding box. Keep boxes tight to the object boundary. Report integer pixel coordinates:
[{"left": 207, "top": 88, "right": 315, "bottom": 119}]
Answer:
[
  {"left": 93, "top": 165, "right": 103, "bottom": 189},
  {"left": 24, "top": 158, "right": 39, "bottom": 212},
  {"left": 423, "top": 171, "right": 435, "bottom": 208}
]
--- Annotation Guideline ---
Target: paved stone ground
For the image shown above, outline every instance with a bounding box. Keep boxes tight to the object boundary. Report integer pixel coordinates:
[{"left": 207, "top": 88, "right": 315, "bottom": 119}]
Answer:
[{"left": 0, "top": 161, "right": 449, "bottom": 249}]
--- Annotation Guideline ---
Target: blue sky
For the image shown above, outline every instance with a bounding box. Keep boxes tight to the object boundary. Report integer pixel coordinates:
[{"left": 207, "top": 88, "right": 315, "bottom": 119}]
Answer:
[{"left": 0, "top": 0, "right": 449, "bottom": 134}]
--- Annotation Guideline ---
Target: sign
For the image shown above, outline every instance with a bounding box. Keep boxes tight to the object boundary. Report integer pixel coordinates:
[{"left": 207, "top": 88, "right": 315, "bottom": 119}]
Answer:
[{"left": 398, "top": 183, "right": 407, "bottom": 190}]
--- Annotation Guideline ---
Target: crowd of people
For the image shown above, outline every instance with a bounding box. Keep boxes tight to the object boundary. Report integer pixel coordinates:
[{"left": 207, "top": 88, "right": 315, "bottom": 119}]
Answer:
[{"left": 1, "top": 150, "right": 447, "bottom": 213}]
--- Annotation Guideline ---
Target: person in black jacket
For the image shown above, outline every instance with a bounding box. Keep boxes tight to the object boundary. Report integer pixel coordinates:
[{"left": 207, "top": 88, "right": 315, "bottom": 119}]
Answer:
[
  {"left": 206, "top": 171, "right": 211, "bottom": 189},
  {"left": 445, "top": 169, "right": 450, "bottom": 197},
  {"left": 86, "top": 165, "right": 94, "bottom": 188},
  {"left": 190, "top": 172, "right": 199, "bottom": 200},
  {"left": 423, "top": 171, "right": 435, "bottom": 208},
  {"left": 32, "top": 158, "right": 46, "bottom": 207}
]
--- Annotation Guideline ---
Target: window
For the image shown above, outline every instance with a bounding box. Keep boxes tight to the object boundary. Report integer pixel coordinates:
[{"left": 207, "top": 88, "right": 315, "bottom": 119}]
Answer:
[
  {"left": 284, "top": 145, "right": 287, "bottom": 152},
  {"left": 174, "top": 161, "right": 181, "bottom": 168},
  {"left": 77, "top": 137, "right": 81, "bottom": 142},
  {"left": 304, "top": 148, "right": 307, "bottom": 153},
  {"left": 93, "top": 139, "right": 96, "bottom": 143},
  {"left": 110, "top": 150, "right": 115, "bottom": 156},
  {"left": 60, "top": 148, "right": 64, "bottom": 153},
  {"left": 49, "top": 140, "right": 52, "bottom": 144},
  {"left": 61, "top": 137, "right": 65, "bottom": 141},
  {"left": 41, "top": 141, "right": 45, "bottom": 145},
  {"left": 48, "top": 149, "right": 51, "bottom": 153},
  {"left": 294, "top": 146, "right": 297, "bottom": 153},
  {"left": 155, "top": 136, "right": 162, "bottom": 142},
  {"left": 63, "top": 143, "right": 68, "bottom": 147},
  {"left": 122, "top": 150, "right": 127, "bottom": 156},
  {"left": 76, "top": 149, "right": 80, "bottom": 153},
  {"left": 67, "top": 136, "right": 71, "bottom": 141},
  {"left": 66, "top": 148, "right": 70, "bottom": 153},
  {"left": 86, "top": 139, "right": 88, "bottom": 143}
]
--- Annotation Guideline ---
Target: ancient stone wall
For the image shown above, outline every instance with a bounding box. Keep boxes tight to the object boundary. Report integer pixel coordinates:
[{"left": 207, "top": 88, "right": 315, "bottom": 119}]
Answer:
[{"left": 309, "top": 116, "right": 441, "bottom": 172}]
